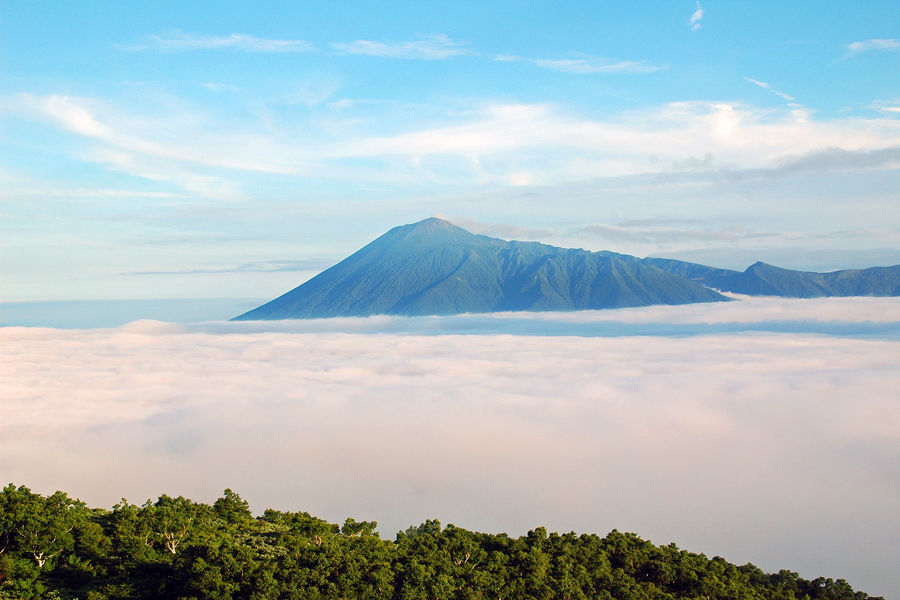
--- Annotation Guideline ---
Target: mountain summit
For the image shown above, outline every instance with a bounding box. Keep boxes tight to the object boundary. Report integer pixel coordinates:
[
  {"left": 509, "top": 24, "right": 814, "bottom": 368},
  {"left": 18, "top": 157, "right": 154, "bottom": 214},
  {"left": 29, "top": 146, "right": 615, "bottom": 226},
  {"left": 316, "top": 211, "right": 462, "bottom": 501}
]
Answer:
[{"left": 234, "top": 218, "right": 726, "bottom": 320}]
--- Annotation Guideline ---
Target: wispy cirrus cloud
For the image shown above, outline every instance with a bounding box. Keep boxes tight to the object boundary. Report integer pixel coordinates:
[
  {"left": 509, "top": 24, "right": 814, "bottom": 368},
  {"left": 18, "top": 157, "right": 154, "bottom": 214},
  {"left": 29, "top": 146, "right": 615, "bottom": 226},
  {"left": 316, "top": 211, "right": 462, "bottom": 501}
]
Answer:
[
  {"left": 689, "top": 2, "right": 704, "bottom": 31},
  {"left": 847, "top": 38, "right": 900, "bottom": 54},
  {"left": 616, "top": 217, "right": 706, "bottom": 228},
  {"left": 11, "top": 81, "right": 276, "bottom": 198},
  {"left": 12, "top": 92, "right": 900, "bottom": 199},
  {"left": 870, "top": 100, "right": 900, "bottom": 115},
  {"left": 129, "top": 259, "right": 336, "bottom": 276},
  {"left": 742, "top": 76, "right": 795, "bottom": 102},
  {"left": 14, "top": 93, "right": 308, "bottom": 195},
  {"left": 496, "top": 55, "right": 663, "bottom": 74},
  {"left": 579, "top": 223, "right": 777, "bottom": 245},
  {"left": 331, "top": 35, "right": 469, "bottom": 59},
  {"left": 124, "top": 31, "right": 315, "bottom": 53},
  {"left": 4, "top": 186, "right": 185, "bottom": 199},
  {"left": 535, "top": 57, "right": 663, "bottom": 74},
  {"left": 338, "top": 101, "right": 900, "bottom": 179}
]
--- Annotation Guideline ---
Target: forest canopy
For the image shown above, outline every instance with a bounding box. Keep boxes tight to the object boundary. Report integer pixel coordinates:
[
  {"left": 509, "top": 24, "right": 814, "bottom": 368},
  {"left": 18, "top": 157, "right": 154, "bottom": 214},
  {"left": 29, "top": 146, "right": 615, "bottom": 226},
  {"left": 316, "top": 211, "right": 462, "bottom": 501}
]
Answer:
[{"left": 0, "top": 484, "right": 882, "bottom": 600}]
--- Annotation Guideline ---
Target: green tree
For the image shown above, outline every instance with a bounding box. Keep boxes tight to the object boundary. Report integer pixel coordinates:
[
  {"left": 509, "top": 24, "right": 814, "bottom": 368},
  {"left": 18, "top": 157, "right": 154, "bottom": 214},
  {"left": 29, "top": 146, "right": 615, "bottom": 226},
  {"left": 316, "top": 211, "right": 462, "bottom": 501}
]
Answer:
[
  {"left": 148, "top": 495, "right": 197, "bottom": 555},
  {"left": 214, "top": 489, "right": 253, "bottom": 529},
  {"left": 9, "top": 487, "right": 86, "bottom": 569},
  {"left": 109, "top": 499, "right": 160, "bottom": 566},
  {"left": 342, "top": 517, "right": 379, "bottom": 538}
]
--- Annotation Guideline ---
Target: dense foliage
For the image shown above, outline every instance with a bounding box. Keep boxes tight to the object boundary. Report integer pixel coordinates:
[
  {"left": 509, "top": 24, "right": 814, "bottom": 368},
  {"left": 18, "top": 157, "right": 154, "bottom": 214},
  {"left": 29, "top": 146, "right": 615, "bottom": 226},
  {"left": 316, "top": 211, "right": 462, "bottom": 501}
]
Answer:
[{"left": 0, "top": 484, "right": 882, "bottom": 600}]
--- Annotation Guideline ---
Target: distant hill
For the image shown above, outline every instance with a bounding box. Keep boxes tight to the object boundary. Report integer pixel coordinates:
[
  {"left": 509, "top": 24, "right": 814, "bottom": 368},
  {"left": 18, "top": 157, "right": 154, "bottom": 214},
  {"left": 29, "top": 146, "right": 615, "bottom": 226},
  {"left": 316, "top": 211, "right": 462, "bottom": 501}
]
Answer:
[
  {"left": 234, "top": 218, "right": 726, "bottom": 320},
  {"left": 643, "top": 258, "right": 900, "bottom": 298}
]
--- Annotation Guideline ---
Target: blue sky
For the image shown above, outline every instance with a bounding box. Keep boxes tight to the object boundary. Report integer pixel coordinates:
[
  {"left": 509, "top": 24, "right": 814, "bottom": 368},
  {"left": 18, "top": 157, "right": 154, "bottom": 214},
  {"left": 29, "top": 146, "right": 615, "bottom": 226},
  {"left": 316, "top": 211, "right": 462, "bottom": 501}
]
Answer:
[{"left": 2, "top": 0, "right": 899, "bottom": 301}]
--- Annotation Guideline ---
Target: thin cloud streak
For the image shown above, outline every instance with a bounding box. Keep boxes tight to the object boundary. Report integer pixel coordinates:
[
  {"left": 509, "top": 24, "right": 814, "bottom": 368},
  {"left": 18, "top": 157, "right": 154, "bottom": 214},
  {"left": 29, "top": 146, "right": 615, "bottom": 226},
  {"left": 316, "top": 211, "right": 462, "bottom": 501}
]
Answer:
[
  {"left": 847, "top": 38, "right": 900, "bottom": 54},
  {"left": 689, "top": 2, "right": 704, "bottom": 31},
  {"left": 331, "top": 35, "right": 469, "bottom": 59},
  {"left": 128, "top": 259, "right": 337, "bottom": 276},
  {"left": 533, "top": 57, "right": 663, "bottom": 74},
  {"left": 742, "top": 76, "right": 795, "bottom": 101},
  {"left": 495, "top": 55, "right": 663, "bottom": 74},
  {"left": 579, "top": 223, "right": 777, "bottom": 245},
  {"left": 125, "top": 31, "right": 315, "bottom": 53},
  {"left": 617, "top": 217, "right": 706, "bottom": 227},
  {"left": 869, "top": 100, "right": 900, "bottom": 115},
  {"left": 1, "top": 302, "right": 899, "bottom": 596},
  {"left": 4, "top": 187, "right": 185, "bottom": 199}
]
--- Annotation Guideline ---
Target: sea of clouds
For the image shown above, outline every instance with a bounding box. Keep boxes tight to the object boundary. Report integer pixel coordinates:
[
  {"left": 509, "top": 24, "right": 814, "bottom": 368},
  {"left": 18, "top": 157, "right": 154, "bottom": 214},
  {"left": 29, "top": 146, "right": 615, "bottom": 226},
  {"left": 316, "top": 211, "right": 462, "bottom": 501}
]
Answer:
[{"left": 2, "top": 296, "right": 899, "bottom": 597}]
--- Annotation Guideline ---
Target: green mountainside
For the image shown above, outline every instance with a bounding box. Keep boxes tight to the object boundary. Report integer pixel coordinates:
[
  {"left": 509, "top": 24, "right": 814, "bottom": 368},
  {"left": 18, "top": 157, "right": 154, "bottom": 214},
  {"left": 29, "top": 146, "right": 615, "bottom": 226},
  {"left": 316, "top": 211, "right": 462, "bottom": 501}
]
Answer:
[
  {"left": 643, "top": 258, "right": 900, "bottom": 298},
  {"left": 235, "top": 218, "right": 725, "bottom": 320},
  {"left": 0, "top": 484, "right": 884, "bottom": 600}
]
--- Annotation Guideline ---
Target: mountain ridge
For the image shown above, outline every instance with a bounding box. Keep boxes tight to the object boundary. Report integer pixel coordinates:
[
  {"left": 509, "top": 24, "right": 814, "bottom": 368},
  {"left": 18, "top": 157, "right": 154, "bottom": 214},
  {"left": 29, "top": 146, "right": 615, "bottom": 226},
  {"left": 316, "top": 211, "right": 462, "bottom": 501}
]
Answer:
[
  {"left": 643, "top": 257, "right": 900, "bottom": 297},
  {"left": 235, "top": 218, "right": 726, "bottom": 320},
  {"left": 235, "top": 218, "right": 900, "bottom": 320}
]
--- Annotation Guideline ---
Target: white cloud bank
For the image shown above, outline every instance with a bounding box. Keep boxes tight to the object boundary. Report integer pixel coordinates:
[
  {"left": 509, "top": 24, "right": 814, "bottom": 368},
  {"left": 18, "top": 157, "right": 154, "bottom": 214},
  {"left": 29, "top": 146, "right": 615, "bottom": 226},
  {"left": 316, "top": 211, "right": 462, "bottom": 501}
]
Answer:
[
  {"left": 8, "top": 91, "right": 900, "bottom": 204},
  {"left": 1, "top": 299, "right": 899, "bottom": 597}
]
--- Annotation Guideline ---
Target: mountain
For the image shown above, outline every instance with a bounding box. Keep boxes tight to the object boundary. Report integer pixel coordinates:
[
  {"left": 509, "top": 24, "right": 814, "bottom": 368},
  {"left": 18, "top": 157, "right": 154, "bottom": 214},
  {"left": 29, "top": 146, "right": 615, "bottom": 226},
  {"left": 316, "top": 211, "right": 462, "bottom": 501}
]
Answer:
[
  {"left": 234, "top": 218, "right": 727, "bottom": 320},
  {"left": 643, "top": 258, "right": 900, "bottom": 298}
]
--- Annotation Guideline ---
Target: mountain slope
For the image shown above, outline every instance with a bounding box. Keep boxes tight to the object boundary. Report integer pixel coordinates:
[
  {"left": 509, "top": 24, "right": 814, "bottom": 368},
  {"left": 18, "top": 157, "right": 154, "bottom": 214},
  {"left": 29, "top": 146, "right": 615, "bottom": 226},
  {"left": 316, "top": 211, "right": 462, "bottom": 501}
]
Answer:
[
  {"left": 234, "top": 218, "right": 726, "bottom": 320},
  {"left": 643, "top": 258, "right": 900, "bottom": 298}
]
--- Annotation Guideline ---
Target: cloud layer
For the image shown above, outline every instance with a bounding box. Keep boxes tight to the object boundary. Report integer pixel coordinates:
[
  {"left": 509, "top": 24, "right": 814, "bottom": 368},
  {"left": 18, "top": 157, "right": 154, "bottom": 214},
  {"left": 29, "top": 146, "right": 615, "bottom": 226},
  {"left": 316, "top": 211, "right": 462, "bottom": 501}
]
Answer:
[
  {"left": 16, "top": 93, "right": 900, "bottom": 196},
  {"left": 2, "top": 299, "right": 899, "bottom": 597}
]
